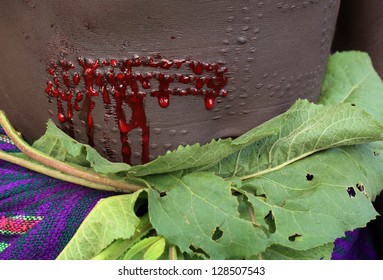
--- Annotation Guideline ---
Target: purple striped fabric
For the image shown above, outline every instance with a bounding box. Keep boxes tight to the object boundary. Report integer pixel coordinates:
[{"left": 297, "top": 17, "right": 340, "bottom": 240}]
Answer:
[{"left": 0, "top": 128, "right": 113, "bottom": 259}]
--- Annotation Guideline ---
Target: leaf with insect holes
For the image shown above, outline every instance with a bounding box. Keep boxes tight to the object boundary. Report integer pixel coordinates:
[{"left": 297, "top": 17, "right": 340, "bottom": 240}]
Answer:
[
  {"left": 240, "top": 144, "right": 383, "bottom": 251},
  {"left": 147, "top": 172, "right": 271, "bottom": 259}
]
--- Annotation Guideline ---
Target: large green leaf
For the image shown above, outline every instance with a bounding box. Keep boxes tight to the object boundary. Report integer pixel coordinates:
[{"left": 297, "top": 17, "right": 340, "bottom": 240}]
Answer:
[
  {"left": 132, "top": 98, "right": 383, "bottom": 178},
  {"left": 57, "top": 191, "right": 144, "bottom": 260},
  {"left": 319, "top": 51, "right": 383, "bottom": 123},
  {"left": 205, "top": 99, "right": 383, "bottom": 178},
  {"left": 147, "top": 52, "right": 383, "bottom": 259},
  {"left": 148, "top": 172, "right": 271, "bottom": 259},
  {"left": 128, "top": 114, "right": 285, "bottom": 177},
  {"left": 241, "top": 144, "right": 383, "bottom": 251}
]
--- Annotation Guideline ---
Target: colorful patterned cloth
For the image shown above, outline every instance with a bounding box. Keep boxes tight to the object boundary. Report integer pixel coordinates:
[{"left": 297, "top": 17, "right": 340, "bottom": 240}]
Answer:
[
  {"left": 0, "top": 126, "right": 380, "bottom": 259},
  {"left": 0, "top": 126, "right": 113, "bottom": 259}
]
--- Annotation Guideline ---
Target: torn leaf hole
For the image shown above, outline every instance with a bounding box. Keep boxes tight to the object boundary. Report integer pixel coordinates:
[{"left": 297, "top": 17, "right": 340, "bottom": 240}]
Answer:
[
  {"left": 306, "top": 173, "right": 314, "bottom": 181},
  {"left": 356, "top": 183, "right": 365, "bottom": 192},
  {"left": 134, "top": 193, "right": 149, "bottom": 217},
  {"left": 288, "top": 233, "right": 302, "bottom": 242},
  {"left": 159, "top": 191, "right": 167, "bottom": 197},
  {"left": 189, "top": 245, "right": 210, "bottom": 259},
  {"left": 347, "top": 186, "right": 356, "bottom": 198},
  {"left": 264, "top": 211, "right": 276, "bottom": 234},
  {"left": 211, "top": 227, "right": 224, "bottom": 241}
]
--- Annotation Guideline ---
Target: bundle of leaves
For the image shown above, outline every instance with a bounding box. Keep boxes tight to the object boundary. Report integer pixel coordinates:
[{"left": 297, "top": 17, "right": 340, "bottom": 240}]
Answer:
[{"left": 1, "top": 51, "right": 383, "bottom": 260}]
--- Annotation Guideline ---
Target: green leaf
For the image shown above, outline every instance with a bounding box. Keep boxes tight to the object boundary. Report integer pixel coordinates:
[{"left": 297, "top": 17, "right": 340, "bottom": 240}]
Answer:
[
  {"left": 57, "top": 191, "right": 144, "bottom": 260},
  {"left": 33, "top": 120, "right": 131, "bottom": 174},
  {"left": 148, "top": 172, "right": 271, "bottom": 259},
  {"left": 206, "top": 99, "right": 383, "bottom": 179},
  {"left": 123, "top": 236, "right": 166, "bottom": 260},
  {"left": 241, "top": 144, "right": 382, "bottom": 251},
  {"left": 319, "top": 51, "right": 383, "bottom": 123},
  {"left": 128, "top": 113, "right": 286, "bottom": 177},
  {"left": 257, "top": 243, "right": 334, "bottom": 260}
]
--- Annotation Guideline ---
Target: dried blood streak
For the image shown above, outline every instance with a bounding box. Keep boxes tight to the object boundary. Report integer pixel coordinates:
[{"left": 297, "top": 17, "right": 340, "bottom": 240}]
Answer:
[{"left": 45, "top": 55, "right": 229, "bottom": 165}]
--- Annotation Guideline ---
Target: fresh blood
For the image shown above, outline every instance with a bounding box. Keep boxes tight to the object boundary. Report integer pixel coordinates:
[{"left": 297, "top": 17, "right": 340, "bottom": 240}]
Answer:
[{"left": 45, "top": 55, "right": 229, "bottom": 164}]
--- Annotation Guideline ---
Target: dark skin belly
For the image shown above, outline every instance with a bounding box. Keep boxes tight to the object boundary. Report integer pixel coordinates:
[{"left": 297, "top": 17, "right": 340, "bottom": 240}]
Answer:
[{"left": 0, "top": 0, "right": 340, "bottom": 164}]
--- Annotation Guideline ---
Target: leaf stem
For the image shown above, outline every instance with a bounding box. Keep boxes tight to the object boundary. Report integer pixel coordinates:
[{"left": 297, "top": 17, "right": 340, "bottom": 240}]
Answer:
[
  {"left": 169, "top": 244, "right": 178, "bottom": 260},
  {"left": 0, "top": 110, "right": 143, "bottom": 193},
  {"left": 239, "top": 150, "right": 317, "bottom": 181},
  {"left": 0, "top": 150, "right": 119, "bottom": 192}
]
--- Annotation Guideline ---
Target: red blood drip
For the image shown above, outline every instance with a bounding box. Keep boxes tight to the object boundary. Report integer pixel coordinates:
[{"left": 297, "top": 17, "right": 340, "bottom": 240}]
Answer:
[
  {"left": 205, "top": 64, "right": 214, "bottom": 72},
  {"left": 45, "top": 55, "right": 228, "bottom": 165},
  {"left": 137, "top": 74, "right": 151, "bottom": 89},
  {"left": 117, "top": 72, "right": 125, "bottom": 81},
  {"left": 118, "top": 119, "right": 129, "bottom": 134},
  {"left": 102, "top": 87, "right": 110, "bottom": 104},
  {"left": 221, "top": 90, "right": 228, "bottom": 97},
  {"left": 187, "top": 88, "right": 198, "bottom": 95},
  {"left": 53, "top": 77, "right": 59, "bottom": 87},
  {"left": 74, "top": 92, "right": 82, "bottom": 111},
  {"left": 158, "top": 96, "right": 169, "bottom": 108},
  {"left": 95, "top": 73, "right": 103, "bottom": 87},
  {"left": 178, "top": 75, "right": 191, "bottom": 84},
  {"left": 79, "top": 58, "right": 100, "bottom": 146},
  {"left": 147, "top": 57, "right": 159, "bottom": 68},
  {"left": 133, "top": 56, "right": 142, "bottom": 66},
  {"left": 67, "top": 110, "right": 73, "bottom": 120},
  {"left": 73, "top": 73, "right": 80, "bottom": 85},
  {"left": 155, "top": 73, "right": 174, "bottom": 108},
  {"left": 58, "top": 112, "right": 66, "bottom": 123},
  {"left": 45, "top": 81, "right": 53, "bottom": 93},
  {"left": 190, "top": 61, "right": 204, "bottom": 75},
  {"left": 110, "top": 59, "right": 118, "bottom": 67},
  {"left": 195, "top": 77, "right": 205, "bottom": 90},
  {"left": 174, "top": 59, "right": 186, "bottom": 68},
  {"left": 204, "top": 96, "right": 215, "bottom": 110},
  {"left": 160, "top": 59, "right": 173, "bottom": 69},
  {"left": 63, "top": 73, "right": 70, "bottom": 88}
]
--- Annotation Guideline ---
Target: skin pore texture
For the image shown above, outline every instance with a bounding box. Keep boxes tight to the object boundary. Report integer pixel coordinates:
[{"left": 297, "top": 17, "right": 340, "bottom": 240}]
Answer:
[{"left": 0, "top": 0, "right": 340, "bottom": 165}]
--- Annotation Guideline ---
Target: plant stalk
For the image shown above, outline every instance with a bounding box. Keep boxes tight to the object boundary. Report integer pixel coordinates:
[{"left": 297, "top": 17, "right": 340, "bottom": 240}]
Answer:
[
  {"left": 0, "top": 150, "right": 119, "bottom": 192},
  {"left": 169, "top": 244, "right": 178, "bottom": 260},
  {"left": 0, "top": 110, "right": 143, "bottom": 193}
]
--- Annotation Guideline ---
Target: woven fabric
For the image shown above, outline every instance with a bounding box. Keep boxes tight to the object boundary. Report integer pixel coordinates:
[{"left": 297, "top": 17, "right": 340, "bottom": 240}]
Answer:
[
  {"left": 332, "top": 227, "right": 380, "bottom": 259},
  {"left": 0, "top": 126, "right": 380, "bottom": 259},
  {"left": 0, "top": 127, "right": 113, "bottom": 259}
]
